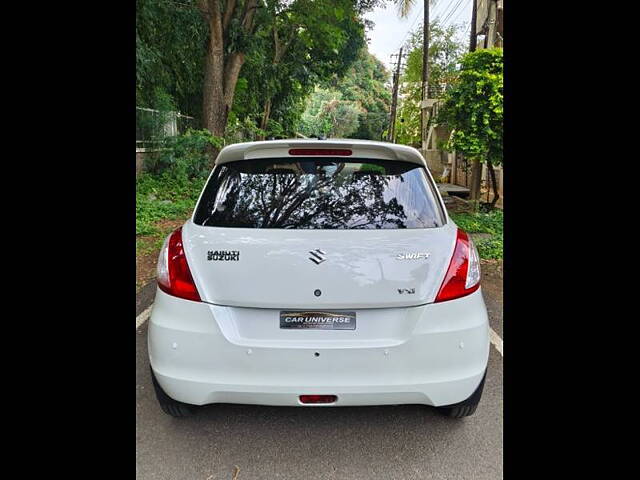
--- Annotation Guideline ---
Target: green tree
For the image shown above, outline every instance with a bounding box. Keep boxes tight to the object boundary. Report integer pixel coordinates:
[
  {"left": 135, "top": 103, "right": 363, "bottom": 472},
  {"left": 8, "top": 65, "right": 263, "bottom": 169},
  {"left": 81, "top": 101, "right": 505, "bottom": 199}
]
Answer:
[
  {"left": 298, "top": 88, "right": 362, "bottom": 138},
  {"left": 136, "top": 0, "right": 208, "bottom": 119},
  {"left": 437, "top": 48, "right": 503, "bottom": 207},
  {"left": 242, "top": 0, "right": 367, "bottom": 139},
  {"left": 394, "top": 21, "right": 466, "bottom": 146},
  {"left": 327, "top": 49, "right": 392, "bottom": 139},
  {"left": 299, "top": 87, "right": 335, "bottom": 136},
  {"left": 136, "top": 0, "right": 383, "bottom": 144},
  {"left": 195, "top": 0, "right": 379, "bottom": 145},
  {"left": 298, "top": 49, "right": 391, "bottom": 140}
]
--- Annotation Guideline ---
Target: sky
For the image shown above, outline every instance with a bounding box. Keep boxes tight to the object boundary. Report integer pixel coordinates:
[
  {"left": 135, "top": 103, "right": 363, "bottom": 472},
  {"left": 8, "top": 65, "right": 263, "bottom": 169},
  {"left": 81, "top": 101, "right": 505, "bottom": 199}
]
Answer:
[{"left": 364, "top": 0, "right": 473, "bottom": 72}]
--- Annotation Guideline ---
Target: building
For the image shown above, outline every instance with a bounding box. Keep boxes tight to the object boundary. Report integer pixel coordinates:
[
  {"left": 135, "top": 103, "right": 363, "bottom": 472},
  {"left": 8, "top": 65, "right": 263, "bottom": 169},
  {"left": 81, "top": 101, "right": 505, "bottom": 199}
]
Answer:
[{"left": 475, "top": 0, "right": 503, "bottom": 49}]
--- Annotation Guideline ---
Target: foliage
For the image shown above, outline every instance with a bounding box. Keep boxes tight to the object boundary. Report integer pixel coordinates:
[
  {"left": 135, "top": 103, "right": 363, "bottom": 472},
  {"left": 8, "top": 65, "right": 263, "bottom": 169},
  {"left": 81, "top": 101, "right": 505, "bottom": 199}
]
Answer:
[
  {"left": 394, "top": 21, "right": 466, "bottom": 147},
  {"left": 299, "top": 88, "right": 362, "bottom": 137},
  {"left": 436, "top": 48, "right": 503, "bottom": 165},
  {"left": 298, "top": 49, "right": 391, "bottom": 139},
  {"left": 329, "top": 49, "right": 392, "bottom": 139},
  {"left": 394, "top": 0, "right": 419, "bottom": 18},
  {"left": 137, "top": 129, "right": 219, "bottom": 236},
  {"left": 231, "top": 0, "right": 367, "bottom": 139},
  {"left": 145, "top": 129, "right": 222, "bottom": 178},
  {"left": 450, "top": 209, "right": 503, "bottom": 259},
  {"left": 136, "top": 0, "right": 381, "bottom": 139},
  {"left": 136, "top": 173, "right": 205, "bottom": 236},
  {"left": 225, "top": 113, "right": 268, "bottom": 142},
  {"left": 136, "top": 0, "right": 207, "bottom": 120},
  {"left": 322, "top": 98, "right": 363, "bottom": 138}
]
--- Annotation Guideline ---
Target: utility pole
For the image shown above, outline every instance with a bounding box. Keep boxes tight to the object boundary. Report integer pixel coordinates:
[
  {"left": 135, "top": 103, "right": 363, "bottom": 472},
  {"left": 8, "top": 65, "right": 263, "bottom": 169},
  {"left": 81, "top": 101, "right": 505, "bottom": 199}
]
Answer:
[
  {"left": 469, "top": 0, "right": 477, "bottom": 52},
  {"left": 420, "top": 0, "right": 430, "bottom": 151},
  {"left": 468, "top": 0, "right": 482, "bottom": 202},
  {"left": 388, "top": 48, "right": 404, "bottom": 143}
]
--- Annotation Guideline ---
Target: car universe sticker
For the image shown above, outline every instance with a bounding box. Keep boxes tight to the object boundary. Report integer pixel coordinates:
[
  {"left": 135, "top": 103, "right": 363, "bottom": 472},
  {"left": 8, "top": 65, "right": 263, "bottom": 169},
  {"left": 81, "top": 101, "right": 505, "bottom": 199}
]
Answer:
[{"left": 280, "top": 311, "right": 356, "bottom": 330}]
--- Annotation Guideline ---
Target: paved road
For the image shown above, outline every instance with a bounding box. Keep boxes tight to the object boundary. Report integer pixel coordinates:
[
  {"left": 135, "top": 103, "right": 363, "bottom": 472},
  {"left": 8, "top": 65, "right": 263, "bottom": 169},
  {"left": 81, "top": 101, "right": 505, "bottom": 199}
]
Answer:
[{"left": 136, "top": 268, "right": 502, "bottom": 480}]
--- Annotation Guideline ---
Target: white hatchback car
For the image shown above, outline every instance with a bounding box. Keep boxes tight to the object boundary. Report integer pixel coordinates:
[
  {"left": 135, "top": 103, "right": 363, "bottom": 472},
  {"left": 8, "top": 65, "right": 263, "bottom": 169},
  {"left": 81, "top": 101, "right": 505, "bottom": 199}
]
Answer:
[{"left": 148, "top": 139, "right": 489, "bottom": 418}]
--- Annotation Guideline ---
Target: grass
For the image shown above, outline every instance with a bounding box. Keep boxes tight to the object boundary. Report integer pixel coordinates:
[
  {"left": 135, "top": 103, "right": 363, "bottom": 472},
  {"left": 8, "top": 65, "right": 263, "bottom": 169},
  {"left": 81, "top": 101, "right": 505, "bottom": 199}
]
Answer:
[
  {"left": 136, "top": 173, "right": 205, "bottom": 235},
  {"left": 449, "top": 209, "right": 503, "bottom": 259},
  {"left": 136, "top": 236, "right": 166, "bottom": 256},
  {"left": 136, "top": 173, "right": 206, "bottom": 254}
]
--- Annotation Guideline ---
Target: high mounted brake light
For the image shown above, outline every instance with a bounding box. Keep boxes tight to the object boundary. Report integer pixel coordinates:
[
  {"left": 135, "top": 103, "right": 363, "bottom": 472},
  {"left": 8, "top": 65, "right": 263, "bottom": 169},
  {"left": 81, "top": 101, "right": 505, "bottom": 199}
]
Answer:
[
  {"left": 157, "top": 227, "right": 201, "bottom": 302},
  {"left": 434, "top": 228, "right": 481, "bottom": 303},
  {"left": 288, "top": 148, "right": 352, "bottom": 156}
]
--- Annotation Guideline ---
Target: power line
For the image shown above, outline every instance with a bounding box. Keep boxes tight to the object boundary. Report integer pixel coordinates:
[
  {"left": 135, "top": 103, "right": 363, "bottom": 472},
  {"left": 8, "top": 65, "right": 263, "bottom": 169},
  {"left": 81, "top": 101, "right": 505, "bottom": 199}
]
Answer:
[
  {"left": 441, "top": 0, "right": 466, "bottom": 25},
  {"left": 445, "top": 0, "right": 466, "bottom": 22},
  {"left": 394, "top": 0, "right": 451, "bottom": 53},
  {"left": 390, "top": 0, "right": 470, "bottom": 70},
  {"left": 433, "top": 0, "right": 459, "bottom": 23},
  {"left": 395, "top": 4, "right": 424, "bottom": 52},
  {"left": 450, "top": 0, "right": 472, "bottom": 25}
]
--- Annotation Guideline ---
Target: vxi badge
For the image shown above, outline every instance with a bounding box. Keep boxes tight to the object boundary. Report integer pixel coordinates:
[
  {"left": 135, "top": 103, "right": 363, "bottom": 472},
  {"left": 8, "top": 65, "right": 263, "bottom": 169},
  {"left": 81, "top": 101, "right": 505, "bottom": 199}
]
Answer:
[{"left": 396, "top": 252, "right": 430, "bottom": 260}]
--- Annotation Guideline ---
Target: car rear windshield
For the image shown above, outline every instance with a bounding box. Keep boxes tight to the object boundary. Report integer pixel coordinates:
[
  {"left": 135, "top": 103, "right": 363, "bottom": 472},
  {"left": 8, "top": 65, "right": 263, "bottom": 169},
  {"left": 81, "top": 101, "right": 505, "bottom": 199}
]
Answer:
[{"left": 193, "top": 158, "right": 445, "bottom": 229}]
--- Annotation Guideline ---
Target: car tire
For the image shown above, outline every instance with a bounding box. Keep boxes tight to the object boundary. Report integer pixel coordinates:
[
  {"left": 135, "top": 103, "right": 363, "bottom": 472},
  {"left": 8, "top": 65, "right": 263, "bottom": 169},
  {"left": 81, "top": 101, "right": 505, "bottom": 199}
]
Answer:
[
  {"left": 150, "top": 368, "right": 197, "bottom": 418},
  {"left": 437, "top": 369, "right": 487, "bottom": 419}
]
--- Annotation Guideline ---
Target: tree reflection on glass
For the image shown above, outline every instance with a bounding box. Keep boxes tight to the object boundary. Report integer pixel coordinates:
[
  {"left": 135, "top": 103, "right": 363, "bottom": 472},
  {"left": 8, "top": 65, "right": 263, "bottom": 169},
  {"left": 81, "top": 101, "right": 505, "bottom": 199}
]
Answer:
[{"left": 195, "top": 159, "right": 443, "bottom": 229}]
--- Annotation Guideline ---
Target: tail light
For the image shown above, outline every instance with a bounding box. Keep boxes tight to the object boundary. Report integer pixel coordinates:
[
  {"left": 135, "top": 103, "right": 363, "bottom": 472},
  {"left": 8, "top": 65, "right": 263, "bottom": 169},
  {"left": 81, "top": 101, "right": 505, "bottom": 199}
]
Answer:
[
  {"left": 299, "top": 395, "right": 337, "bottom": 404},
  {"left": 157, "top": 227, "right": 201, "bottom": 302},
  {"left": 434, "top": 228, "right": 481, "bottom": 303}
]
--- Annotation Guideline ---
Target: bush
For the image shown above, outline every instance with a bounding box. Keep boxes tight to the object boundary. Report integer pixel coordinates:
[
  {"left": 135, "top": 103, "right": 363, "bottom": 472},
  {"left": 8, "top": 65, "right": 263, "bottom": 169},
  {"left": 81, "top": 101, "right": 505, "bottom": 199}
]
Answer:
[
  {"left": 136, "top": 129, "right": 220, "bottom": 237},
  {"left": 225, "top": 114, "right": 266, "bottom": 143},
  {"left": 437, "top": 48, "right": 503, "bottom": 166},
  {"left": 146, "top": 129, "right": 222, "bottom": 179}
]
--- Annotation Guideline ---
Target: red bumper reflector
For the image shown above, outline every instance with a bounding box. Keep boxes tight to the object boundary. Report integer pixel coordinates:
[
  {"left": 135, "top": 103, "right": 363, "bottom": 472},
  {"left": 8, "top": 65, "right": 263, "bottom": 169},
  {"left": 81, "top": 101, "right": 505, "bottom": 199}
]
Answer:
[
  {"left": 288, "top": 148, "right": 352, "bottom": 156},
  {"left": 299, "top": 395, "right": 337, "bottom": 404}
]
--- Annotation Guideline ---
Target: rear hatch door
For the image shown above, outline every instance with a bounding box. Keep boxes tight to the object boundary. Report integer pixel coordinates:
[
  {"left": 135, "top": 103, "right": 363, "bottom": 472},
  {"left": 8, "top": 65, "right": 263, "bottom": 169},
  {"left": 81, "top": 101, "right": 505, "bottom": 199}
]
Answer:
[
  {"left": 184, "top": 152, "right": 454, "bottom": 309},
  {"left": 183, "top": 224, "right": 456, "bottom": 309}
]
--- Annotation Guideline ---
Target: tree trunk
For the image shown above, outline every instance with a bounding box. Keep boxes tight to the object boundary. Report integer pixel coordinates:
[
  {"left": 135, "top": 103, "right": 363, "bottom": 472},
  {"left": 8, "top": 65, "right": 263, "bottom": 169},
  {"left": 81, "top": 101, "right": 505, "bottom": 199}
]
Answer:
[
  {"left": 201, "top": 2, "right": 226, "bottom": 164},
  {"left": 200, "top": 0, "right": 257, "bottom": 165},
  {"left": 487, "top": 160, "right": 500, "bottom": 208},
  {"left": 202, "top": 53, "right": 227, "bottom": 163},
  {"left": 470, "top": 158, "right": 482, "bottom": 202},
  {"left": 223, "top": 51, "right": 245, "bottom": 112},
  {"left": 259, "top": 98, "right": 272, "bottom": 140},
  {"left": 257, "top": 23, "right": 293, "bottom": 141}
]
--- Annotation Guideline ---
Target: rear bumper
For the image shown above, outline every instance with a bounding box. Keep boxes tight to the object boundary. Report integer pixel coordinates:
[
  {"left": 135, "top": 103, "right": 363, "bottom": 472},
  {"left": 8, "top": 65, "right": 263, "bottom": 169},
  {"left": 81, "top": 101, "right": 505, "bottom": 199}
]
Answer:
[{"left": 148, "top": 288, "right": 489, "bottom": 407}]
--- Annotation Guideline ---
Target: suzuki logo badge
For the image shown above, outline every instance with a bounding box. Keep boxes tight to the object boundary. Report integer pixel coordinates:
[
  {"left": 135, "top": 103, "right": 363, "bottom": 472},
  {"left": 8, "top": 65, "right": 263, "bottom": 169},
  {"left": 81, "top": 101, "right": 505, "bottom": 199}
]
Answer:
[{"left": 308, "top": 249, "right": 327, "bottom": 265}]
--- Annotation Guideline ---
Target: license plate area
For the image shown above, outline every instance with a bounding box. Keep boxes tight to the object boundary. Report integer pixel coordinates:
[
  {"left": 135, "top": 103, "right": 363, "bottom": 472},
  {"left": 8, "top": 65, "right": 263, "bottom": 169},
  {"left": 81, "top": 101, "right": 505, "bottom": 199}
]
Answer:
[{"left": 280, "top": 311, "right": 356, "bottom": 330}]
